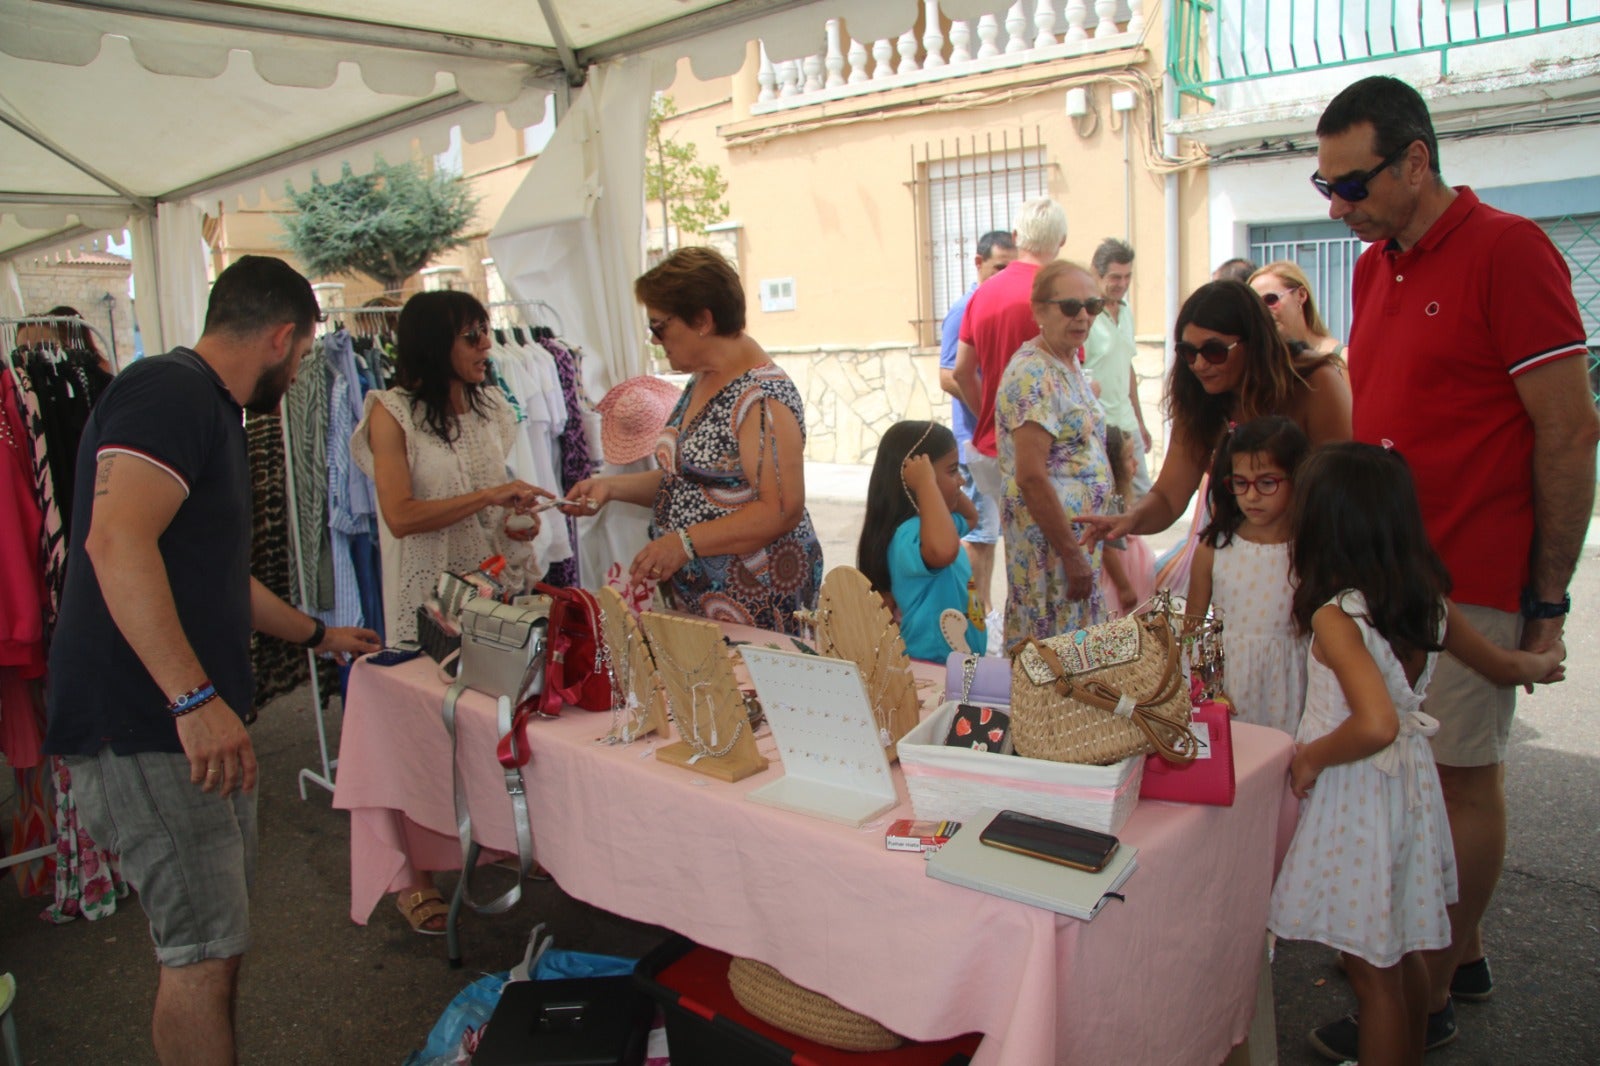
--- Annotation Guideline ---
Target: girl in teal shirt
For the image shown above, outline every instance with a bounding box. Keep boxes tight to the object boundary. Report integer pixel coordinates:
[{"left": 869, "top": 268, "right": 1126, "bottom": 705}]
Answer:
[{"left": 857, "top": 420, "right": 988, "bottom": 661}]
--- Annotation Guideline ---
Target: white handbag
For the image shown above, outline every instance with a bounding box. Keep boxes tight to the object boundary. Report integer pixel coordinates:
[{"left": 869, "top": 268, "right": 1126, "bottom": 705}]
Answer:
[{"left": 442, "top": 595, "right": 551, "bottom": 915}]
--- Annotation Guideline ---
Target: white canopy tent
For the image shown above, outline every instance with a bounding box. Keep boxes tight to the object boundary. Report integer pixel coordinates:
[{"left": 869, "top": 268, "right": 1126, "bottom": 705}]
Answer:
[{"left": 0, "top": 0, "right": 994, "bottom": 379}]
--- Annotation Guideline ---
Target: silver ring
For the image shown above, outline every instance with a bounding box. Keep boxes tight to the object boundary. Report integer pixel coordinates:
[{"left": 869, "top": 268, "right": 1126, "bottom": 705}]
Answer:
[{"left": 207, "top": 769, "right": 220, "bottom": 776}]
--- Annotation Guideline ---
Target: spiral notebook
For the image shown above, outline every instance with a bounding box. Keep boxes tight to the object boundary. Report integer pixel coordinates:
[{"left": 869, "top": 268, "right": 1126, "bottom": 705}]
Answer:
[{"left": 925, "top": 808, "right": 1139, "bottom": 920}]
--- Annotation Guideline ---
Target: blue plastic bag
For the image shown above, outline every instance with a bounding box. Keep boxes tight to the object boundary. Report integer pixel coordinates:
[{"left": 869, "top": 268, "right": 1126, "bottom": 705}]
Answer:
[
  {"left": 530, "top": 948, "right": 636, "bottom": 981},
  {"left": 403, "top": 970, "right": 509, "bottom": 1066}
]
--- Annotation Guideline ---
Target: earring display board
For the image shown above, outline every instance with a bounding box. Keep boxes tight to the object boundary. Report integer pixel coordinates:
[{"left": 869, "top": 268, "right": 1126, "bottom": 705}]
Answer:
[
  {"left": 598, "top": 587, "right": 668, "bottom": 744},
  {"left": 641, "top": 612, "right": 768, "bottom": 783},
  {"left": 739, "top": 646, "right": 897, "bottom": 827},
  {"left": 812, "top": 567, "right": 921, "bottom": 763}
]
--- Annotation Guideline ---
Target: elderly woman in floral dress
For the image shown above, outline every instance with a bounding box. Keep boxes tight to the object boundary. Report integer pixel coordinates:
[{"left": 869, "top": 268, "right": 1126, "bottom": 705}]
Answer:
[{"left": 996, "top": 260, "right": 1116, "bottom": 646}]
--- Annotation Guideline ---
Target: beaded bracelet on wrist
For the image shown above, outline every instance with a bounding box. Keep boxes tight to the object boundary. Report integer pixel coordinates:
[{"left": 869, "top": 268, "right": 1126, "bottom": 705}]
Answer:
[{"left": 678, "top": 528, "right": 697, "bottom": 561}]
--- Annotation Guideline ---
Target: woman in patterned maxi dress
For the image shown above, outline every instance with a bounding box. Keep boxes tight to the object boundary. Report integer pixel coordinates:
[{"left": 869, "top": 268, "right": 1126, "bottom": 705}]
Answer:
[{"left": 566, "top": 248, "right": 822, "bottom": 635}]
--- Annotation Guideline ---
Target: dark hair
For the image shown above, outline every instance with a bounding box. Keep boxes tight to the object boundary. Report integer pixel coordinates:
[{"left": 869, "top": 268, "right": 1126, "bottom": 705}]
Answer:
[
  {"left": 1200, "top": 416, "right": 1309, "bottom": 547},
  {"left": 856, "top": 420, "right": 960, "bottom": 598},
  {"left": 1105, "top": 425, "right": 1133, "bottom": 500},
  {"left": 977, "top": 230, "right": 1017, "bottom": 260},
  {"left": 1317, "top": 75, "right": 1442, "bottom": 177},
  {"left": 1165, "top": 281, "right": 1334, "bottom": 464},
  {"left": 1091, "top": 238, "right": 1135, "bottom": 276},
  {"left": 43, "top": 305, "right": 103, "bottom": 359},
  {"left": 1290, "top": 443, "right": 1450, "bottom": 657},
  {"left": 395, "top": 290, "right": 492, "bottom": 443},
  {"left": 1212, "top": 258, "right": 1256, "bottom": 284},
  {"left": 203, "top": 255, "right": 320, "bottom": 340},
  {"left": 634, "top": 246, "right": 745, "bottom": 335}
]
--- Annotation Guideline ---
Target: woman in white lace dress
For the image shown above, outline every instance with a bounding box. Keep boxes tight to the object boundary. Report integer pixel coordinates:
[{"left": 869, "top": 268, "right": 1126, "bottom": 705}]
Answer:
[
  {"left": 1185, "top": 416, "right": 1310, "bottom": 735},
  {"left": 1267, "top": 444, "right": 1562, "bottom": 1065},
  {"left": 352, "top": 291, "right": 550, "bottom": 935}
]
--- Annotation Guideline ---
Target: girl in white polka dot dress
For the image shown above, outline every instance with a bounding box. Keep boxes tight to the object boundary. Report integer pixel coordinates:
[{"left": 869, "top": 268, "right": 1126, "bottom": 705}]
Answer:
[
  {"left": 1187, "top": 416, "right": 1310, "bottom": 735},
  {"left": 1269, "top": 444, "right": 1563, "bottom": 1066}
]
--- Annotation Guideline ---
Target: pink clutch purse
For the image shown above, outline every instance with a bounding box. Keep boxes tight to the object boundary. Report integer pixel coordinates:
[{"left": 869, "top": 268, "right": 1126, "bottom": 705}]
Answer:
[{"left": 1140, "top": 700, "right": 1235, "bottom": 806}]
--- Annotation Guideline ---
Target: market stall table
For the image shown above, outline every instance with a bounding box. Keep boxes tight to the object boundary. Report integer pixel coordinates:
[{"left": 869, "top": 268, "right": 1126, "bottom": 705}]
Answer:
[{"left": 333, "top": 646, "right": 1293, "bottom": 1066}]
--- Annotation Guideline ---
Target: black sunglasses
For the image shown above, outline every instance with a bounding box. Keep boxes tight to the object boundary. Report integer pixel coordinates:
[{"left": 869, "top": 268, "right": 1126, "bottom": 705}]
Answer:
[
  {"left": 1046, "top": 297, "right": 1106, "bottom": 317},
  {"left": 460, "top": 325, "right": 489, "bottom": 345},
  {"left": 1310, "top": 143, "right": 1410, "bottom": 202},
  {"left": 647, "top": 314, "right": 674, "bottom": 341},
  {"left": 1176, "top": 338, "right": 1240, "bottom": 366}
]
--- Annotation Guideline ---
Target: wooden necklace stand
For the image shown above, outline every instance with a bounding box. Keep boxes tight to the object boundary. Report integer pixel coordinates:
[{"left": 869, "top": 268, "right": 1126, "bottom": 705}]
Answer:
[
  {"left": 641, "top": 611, "right": 768, "bottom": 782},
  {"left": 598, "top": 586, "right": 668, "bottom": 744},
  {"left": 811, "top": 566, "right": 921, "bottom": 762}
]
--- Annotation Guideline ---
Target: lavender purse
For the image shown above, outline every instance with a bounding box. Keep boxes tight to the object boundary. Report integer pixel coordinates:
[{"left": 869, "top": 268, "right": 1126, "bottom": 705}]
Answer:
[{"left": 944, "top": 652, "right": 1012, "bottom": 706}]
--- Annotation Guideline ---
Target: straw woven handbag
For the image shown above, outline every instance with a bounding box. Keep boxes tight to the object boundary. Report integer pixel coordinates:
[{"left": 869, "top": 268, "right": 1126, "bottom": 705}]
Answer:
[
  {"left": 1009, "top": 613, "right": 1199, "bottom": 766},
  {"left": 727, "top": 957, "right": 903, "bottom": 1052}
]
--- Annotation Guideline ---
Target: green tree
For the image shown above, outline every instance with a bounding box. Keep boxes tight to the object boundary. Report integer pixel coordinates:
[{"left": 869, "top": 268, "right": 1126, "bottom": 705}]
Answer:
[
  {"left": 278, "top": 157, "right": 479, "bottom": 291},
  {"left": 645, "top": 95, "right": 730, "bottom": 253}
]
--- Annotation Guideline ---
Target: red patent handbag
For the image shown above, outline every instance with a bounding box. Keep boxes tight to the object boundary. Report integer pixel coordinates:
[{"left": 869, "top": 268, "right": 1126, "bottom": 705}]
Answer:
[{"left": 534, "top": 584, "right": 615, "bottom": 714}]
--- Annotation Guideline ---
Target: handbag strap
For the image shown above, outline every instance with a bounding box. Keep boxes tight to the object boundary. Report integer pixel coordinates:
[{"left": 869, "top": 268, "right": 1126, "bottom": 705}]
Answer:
[
  {"left": 1021, "top": 623, "right": 1199, "bottom": 764},
  {"left": 442, "top": 680, "right": 535, "bottom": 915}
]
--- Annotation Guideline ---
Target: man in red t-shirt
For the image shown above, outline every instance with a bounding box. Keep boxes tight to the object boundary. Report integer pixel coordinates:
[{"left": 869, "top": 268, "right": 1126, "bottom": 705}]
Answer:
[
  {"left": 950, "top": 197, "right": 1068, "bottom": 510},
  {"left": 1307, "top": 76, "right": 1597, "bottom": 1058}
]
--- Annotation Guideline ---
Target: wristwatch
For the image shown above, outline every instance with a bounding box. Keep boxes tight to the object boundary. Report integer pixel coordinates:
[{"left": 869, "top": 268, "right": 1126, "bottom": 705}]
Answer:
[{"left": 1520, "top": 588, "right": 1570, "bottom": 620}]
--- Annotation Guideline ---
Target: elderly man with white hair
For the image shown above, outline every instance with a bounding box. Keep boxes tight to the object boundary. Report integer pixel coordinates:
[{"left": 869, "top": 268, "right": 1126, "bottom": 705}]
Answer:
[{"left": 950, "top": 197, "right": 1069, "bottom": 520}]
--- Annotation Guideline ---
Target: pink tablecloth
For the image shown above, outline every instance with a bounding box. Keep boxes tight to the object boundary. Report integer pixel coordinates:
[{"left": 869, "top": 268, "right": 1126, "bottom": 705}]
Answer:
[{"left": 333, "top": 653, "right": 1292, "bottom": 1066}]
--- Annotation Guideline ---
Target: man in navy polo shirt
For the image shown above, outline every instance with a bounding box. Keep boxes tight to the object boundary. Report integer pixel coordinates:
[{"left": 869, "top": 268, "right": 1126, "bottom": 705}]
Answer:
[
  {"left": 1306, "top": 76, "right": 1596, "bottom": 1059},
  {"left": 44, "top": 255, "right": 380, "bottom": 1065}
]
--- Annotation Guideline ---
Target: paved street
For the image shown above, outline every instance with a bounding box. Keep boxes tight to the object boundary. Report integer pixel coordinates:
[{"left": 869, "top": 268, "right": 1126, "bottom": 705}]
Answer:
[{"left": 0, "top": 465, "right": 1594, "bottom": 1063}]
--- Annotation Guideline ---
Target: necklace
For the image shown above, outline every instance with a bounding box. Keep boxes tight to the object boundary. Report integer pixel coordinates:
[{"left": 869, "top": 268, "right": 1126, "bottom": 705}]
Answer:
[
  {"left": 599, "top": 608, "right": 651, "bottom": 745},
  {"left": 661, "top": 679, "right": 745, "bottom": 762},
  {"left": 646, "top": 625, "right": 744, "bottom": 761}
]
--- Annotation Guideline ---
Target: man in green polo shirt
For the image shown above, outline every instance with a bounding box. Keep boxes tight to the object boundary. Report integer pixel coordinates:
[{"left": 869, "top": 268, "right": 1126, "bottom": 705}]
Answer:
[{"left": 1082, "top": 238, "right": 1151, "bottom": 496}]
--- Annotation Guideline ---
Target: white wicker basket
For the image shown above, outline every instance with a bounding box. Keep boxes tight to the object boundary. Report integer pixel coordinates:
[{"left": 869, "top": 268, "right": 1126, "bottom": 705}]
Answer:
[{"left": 898, "top": 701, "right": 1144, "bottom": 834}]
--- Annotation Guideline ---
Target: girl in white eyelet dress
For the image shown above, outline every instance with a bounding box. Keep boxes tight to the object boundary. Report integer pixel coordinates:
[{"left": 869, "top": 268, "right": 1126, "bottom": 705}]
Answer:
[
  {"left": 1186, "top": 416, "right": 1310, "bottom": 735},
  {"left": 1268, "top": 443, "right": 1563, "bottom": 1066}
]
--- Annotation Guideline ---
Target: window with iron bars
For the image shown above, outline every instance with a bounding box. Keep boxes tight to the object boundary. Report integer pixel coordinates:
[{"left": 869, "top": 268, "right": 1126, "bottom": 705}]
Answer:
[{"left": 911, "top": 129, "right": 1052, "bottom": 347}]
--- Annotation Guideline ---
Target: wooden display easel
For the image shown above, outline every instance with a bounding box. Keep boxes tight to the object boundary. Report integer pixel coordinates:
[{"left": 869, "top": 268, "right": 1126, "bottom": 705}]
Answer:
[
  {"left": 812, "top": 566, "right": 921, "bottom": 762},
  {"left": 641, "top": 612, "right": 768, "bottom": 782},
  {"left": 598, "top": 587, "right": 668, "bottom": 743}
]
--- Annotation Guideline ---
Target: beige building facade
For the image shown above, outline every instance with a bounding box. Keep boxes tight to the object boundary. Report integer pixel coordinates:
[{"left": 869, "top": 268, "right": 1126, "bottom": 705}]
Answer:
[{"left": 210, "top": 3, "right": 1210, "bottom": 467}]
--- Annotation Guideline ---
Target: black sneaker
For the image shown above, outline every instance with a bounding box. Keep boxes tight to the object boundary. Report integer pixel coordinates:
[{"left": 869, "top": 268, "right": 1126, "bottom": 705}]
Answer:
[
  {"left": 1451, "top": 956, "right": 1493, "bottom": 1002},
  {"left": 1307, "top": 1000, "right": 1458, "bottom": 1061}
]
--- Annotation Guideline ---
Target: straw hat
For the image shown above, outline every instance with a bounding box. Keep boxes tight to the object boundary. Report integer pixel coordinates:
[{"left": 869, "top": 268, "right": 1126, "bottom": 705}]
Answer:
[{"left": 597, "top": 375, "right": 682, "bottom": 464}]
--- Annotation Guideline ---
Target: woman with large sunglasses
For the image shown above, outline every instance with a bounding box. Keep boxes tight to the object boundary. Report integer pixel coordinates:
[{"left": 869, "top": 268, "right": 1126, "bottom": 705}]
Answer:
[
  {"left": 351, "top": 289, "right": 550, "bottom": 935},
  {"left": 353, "top": 290, "right": 549, "bottom": 646},
  {"left": 994, "top": 260, "right": 1117, "bottom": 644},
  {"left": 1077, "top": 280, "right": 1350, "bottom": 557},
  {"left": 565, "top": 247, "right": 823, "bottom": 634},
  {"left": 1249, "top": 261, "right": 1345, "bottom": 360}
]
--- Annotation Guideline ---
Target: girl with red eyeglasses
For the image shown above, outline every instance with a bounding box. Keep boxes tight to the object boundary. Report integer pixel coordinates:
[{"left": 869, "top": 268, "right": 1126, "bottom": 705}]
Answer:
[{"left": 1186, "top": 415, "right": 1311, "bottom": 736}]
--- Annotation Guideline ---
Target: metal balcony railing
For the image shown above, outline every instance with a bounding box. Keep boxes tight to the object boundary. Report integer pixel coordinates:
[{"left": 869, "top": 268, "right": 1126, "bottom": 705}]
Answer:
[{"left": 1168, "top": 0, "right": 1600, "bottom": 102}]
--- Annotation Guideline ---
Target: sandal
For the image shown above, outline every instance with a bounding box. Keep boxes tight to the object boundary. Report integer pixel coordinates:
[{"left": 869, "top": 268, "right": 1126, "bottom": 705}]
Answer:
[{"left": 396, "top": 888, "right": 449, "bottom": 936}]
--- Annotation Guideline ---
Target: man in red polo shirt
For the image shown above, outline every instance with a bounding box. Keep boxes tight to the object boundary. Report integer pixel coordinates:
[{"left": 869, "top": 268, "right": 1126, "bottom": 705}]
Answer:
[
  {"left": 1307, "top": 75, "right": 1596, "bottom": 1060},
  {"left": 950, "top": 197, "right": 1069, "bottom": 517}
]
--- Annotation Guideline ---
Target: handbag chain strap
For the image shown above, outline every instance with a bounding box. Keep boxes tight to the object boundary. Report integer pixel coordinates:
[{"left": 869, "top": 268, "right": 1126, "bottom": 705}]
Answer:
[
  {"left": 442, "top": 680, "right": 535, "bottom": 914},
  {"left": 961, "top": 654, "right": 979, "bottom": 704}
]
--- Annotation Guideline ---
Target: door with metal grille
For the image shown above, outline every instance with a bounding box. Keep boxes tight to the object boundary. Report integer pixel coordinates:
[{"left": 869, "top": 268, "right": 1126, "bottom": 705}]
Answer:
[{"left": 1535, "top": 214, "right": 1600, "bottom": 403}]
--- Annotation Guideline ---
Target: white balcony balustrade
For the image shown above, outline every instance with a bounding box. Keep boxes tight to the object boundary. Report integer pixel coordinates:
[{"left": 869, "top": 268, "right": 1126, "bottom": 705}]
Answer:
[{"left": 752, "top": 0, "right": 1145, "bottom": 115}]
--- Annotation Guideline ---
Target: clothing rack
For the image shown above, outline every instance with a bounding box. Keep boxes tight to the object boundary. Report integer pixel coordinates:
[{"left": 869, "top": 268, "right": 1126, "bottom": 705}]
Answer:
[{"left": 0, "top": 314, "right": 118, "bottom": 373}]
